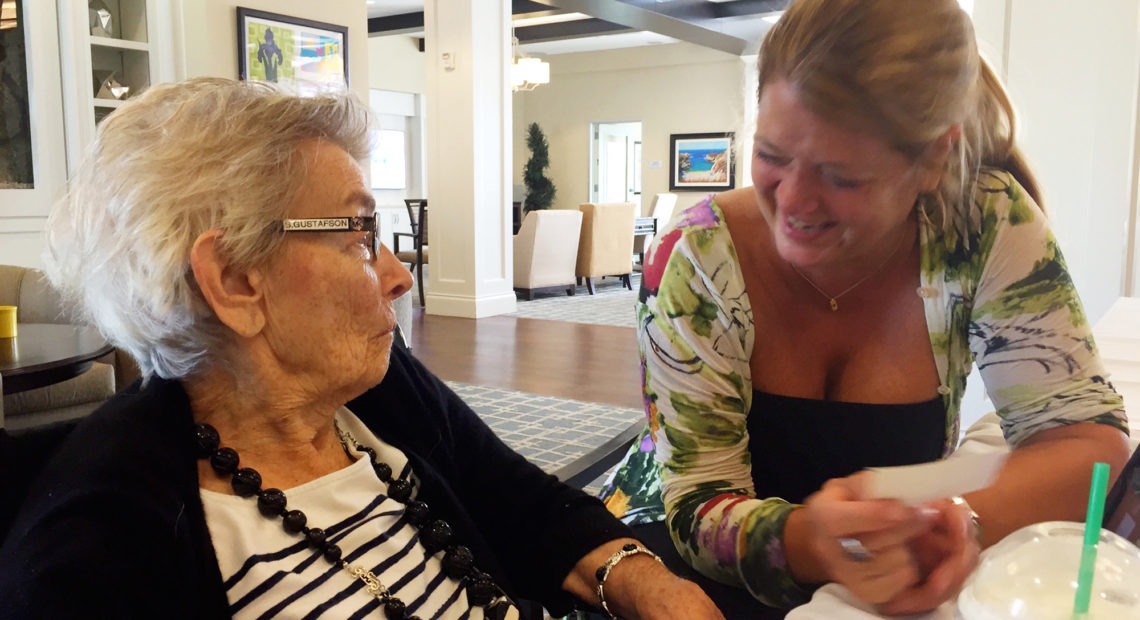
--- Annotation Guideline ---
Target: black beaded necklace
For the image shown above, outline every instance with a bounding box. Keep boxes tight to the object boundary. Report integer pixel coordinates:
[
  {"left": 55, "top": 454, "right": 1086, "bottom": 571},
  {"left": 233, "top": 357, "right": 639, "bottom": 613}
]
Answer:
[{"left": 192, "top": 422, "right": 519, "bottom": 620}]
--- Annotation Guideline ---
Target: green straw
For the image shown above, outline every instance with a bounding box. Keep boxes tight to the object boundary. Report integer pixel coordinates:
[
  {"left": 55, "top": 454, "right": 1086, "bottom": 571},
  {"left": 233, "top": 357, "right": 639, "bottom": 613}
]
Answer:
[{"left": 1073, "top": 461, "right": 1110, "bottom": 617}]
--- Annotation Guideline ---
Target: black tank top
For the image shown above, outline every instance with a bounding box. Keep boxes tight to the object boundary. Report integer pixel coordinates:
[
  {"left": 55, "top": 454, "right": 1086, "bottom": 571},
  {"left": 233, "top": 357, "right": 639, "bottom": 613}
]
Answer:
[{"left": 746, "top": 390, "right": 946, "bottom": 504}]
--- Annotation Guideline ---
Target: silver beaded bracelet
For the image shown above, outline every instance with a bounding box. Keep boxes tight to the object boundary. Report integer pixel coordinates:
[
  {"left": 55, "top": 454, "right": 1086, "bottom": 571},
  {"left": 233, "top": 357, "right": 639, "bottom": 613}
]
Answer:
[{"left": 595, "top": 542, "right": 663, "bottom": 619}]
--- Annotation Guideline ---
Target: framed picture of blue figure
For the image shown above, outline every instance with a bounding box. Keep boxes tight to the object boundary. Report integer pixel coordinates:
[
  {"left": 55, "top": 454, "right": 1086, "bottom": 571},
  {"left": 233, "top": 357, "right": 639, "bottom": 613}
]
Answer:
[{"left": 237, "top": 8, "right": 348, "bottom": 95}]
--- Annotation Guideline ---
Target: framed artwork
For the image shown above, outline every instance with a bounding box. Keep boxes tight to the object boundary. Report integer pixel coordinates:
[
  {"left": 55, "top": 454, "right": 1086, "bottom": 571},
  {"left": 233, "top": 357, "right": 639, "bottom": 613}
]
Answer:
[
  {"left": 236, "top": 8, "right": 348, "bottom": 95},
  {"left": 668, "top": 132, "right": 735, "bottom": 191}
]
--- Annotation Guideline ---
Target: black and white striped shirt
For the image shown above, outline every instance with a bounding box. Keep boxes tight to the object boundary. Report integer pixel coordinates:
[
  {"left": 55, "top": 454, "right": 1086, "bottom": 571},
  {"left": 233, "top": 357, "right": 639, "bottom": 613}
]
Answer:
[{"left": 202, "top": 411, "right": 484, "bottom": 619}]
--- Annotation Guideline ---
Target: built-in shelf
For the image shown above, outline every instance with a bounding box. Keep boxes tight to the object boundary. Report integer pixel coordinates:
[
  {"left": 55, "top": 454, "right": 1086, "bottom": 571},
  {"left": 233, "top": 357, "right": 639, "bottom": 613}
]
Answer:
[
  {"left": 93, "top": 98, "right": 127, "bottom": 109},
  {"left": 90, "top": 35, "right": 149, "bottom": 52},
  {"left": 59, "top": 0, "right": 174, "bottom": 177}
]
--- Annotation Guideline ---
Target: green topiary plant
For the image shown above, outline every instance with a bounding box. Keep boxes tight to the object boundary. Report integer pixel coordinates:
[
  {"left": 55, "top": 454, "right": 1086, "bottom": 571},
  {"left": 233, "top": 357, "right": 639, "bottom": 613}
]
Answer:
[{"left": 523, "top": 122, "right": 556, "bottom": 212}]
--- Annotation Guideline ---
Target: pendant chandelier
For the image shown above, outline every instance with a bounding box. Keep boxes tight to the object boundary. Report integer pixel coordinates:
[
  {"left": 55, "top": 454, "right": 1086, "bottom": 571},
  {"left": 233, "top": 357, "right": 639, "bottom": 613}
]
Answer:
[{"left": 511, "top": 35, "right": 549, "bottom": 92}]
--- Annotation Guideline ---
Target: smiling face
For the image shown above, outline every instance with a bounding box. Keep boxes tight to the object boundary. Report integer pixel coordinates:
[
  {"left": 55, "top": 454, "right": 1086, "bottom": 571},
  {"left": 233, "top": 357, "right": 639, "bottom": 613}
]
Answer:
[
  {"left": 259, "top": 139, "right": 412, "bottom": 401},
  {"left": 752, "top": 80, "right": 934, "bottom": 275}
]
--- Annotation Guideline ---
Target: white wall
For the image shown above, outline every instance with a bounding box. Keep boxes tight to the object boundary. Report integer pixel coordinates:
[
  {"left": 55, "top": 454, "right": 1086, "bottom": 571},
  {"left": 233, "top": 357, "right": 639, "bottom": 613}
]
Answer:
[
  {"left": 368, "top": 35, "right": 425, "bottom": 94},
  {"left": 515, "top": 43, "right": 749, "bottom": 214},
  {"left": 973, "top": 0, "right": 1140, "bottom": 324},
  {"left": 959, "top": 0, "right": 1140, "bottom": 432},
  {"left": 366, "top": 35, "right": 428, "bottom": 247}
]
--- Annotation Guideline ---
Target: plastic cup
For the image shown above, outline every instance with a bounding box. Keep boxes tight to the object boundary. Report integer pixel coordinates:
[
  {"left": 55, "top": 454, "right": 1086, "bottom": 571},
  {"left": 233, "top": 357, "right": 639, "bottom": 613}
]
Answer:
[
  {"left": 0, "top": 305, "right": 15, "bottom": 339},
  {"left": 958, "top": 521, "right": 1140, "bottom": 619}
]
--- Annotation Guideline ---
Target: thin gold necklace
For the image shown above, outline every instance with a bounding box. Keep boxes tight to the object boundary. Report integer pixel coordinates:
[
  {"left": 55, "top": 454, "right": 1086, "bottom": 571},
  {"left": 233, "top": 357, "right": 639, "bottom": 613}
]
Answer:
[{"left": 787, "top": 230, "right": 908, "bottom": 312}]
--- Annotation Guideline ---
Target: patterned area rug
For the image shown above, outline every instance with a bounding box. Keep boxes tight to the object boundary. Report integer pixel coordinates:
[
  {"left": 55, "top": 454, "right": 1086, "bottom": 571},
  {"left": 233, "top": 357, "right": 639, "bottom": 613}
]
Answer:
[
  {"left": 508, "top": 274, "right": 640, "bottom": 328},
  {"left": 447, "top": 381, "right": 642, "bottom": 493}
]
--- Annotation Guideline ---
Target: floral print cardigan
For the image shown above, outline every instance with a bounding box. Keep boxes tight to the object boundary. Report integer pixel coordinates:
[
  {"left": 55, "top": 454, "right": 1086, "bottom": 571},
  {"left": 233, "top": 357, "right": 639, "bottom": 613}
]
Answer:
[{"left": 598, "top": 170, "right": 1129, "bottom": 608}]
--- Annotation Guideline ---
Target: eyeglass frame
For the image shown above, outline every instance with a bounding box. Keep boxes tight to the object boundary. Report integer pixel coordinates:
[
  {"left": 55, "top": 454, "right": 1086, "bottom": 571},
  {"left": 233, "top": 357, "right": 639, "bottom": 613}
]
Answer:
[{"left": 279, "top": 214, "right": 379, "bottom": 259}]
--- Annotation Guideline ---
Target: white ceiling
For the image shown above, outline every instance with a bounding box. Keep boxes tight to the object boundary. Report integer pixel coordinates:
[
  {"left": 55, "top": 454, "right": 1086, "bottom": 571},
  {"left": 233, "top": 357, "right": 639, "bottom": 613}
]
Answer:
[
  {"left": 365, "top": 1, "right": 776, "bottom": 56},
  {"left": 365, "top": 1, "right": 422, "bottom": 18}
]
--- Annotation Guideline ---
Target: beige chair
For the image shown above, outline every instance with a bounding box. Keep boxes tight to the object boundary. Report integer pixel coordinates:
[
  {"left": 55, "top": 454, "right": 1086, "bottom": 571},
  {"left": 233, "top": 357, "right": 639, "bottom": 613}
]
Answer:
[
  {"left": 633, "top": 193, "right": 678, "bottom": 269},
  {"left": 575, "top": 202, "right": 637, "bottom": 295},
  {"left": 514, "top": 210, "right": 583, "bottom": 300},
  {"left": 0, "top": 265, "right": 139, "bottom": 431}
]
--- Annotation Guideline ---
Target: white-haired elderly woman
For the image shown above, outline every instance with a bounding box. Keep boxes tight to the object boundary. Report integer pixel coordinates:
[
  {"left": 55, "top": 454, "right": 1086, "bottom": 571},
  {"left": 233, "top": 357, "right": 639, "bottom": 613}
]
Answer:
[{"left": 0, "top": 78, "right": 722, "bottom": 620}]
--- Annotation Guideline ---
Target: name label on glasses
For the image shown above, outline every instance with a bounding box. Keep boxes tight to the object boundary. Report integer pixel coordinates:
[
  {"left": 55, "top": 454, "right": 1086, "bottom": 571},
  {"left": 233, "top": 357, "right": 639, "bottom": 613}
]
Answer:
[{"left": 282, "top": 218, "right": 350, "bottom": 230}]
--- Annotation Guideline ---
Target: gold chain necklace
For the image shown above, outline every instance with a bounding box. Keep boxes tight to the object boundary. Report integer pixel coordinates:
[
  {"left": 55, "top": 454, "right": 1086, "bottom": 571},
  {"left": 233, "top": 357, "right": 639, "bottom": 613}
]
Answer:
[{"left": 787, "top": 230, "right": 908, "bottom": 312}]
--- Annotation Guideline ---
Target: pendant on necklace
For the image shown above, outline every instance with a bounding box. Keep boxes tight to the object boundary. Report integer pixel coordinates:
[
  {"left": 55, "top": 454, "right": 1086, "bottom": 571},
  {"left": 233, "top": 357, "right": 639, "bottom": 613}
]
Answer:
[{"left": 829, "top": 298, "right": 839, "bottom": 312}]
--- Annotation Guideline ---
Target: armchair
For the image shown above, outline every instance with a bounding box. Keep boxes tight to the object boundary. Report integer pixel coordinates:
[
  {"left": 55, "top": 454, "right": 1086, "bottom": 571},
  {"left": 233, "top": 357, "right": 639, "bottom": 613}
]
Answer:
[
  {"left": 0, "top": 265, "right": 138, "bottom": 431},
  {"left": 575, "top": 202, "right": 637, "bottom": 295},
  {"left": 394, "top": 199, "right": 429, "bottom": 307},
  {"left": 513, "top": 210, "right": 583, "bottom": 300}
]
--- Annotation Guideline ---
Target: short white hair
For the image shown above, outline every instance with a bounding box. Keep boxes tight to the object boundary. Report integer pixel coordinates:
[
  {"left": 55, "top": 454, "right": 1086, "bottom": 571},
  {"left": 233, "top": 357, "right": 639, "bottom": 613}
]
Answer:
[{"left": 45, "top": 77, "right": 373, "bottom": 381}]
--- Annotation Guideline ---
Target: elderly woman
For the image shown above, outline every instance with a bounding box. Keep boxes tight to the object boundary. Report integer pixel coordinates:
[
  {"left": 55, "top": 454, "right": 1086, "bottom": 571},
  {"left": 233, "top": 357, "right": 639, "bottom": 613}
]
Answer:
[
  {"left": 601, "top": 0, "right": 1130, "bottom": 616},
  {"left": 0, "top": 78, "right": 722, "bottom": 620}
]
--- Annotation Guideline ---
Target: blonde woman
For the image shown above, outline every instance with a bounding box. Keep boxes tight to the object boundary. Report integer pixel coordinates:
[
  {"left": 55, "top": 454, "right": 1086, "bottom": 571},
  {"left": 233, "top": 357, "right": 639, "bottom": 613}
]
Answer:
[{"left": 601, "top": 0, "right": 1130, "bottom": 615}]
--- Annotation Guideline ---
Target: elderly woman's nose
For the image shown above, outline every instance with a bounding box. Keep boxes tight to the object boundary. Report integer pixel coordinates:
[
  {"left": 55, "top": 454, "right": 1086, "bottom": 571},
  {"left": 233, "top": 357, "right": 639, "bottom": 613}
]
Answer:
[{"left": 379, "top": 246, "right": 414, "bottom": 299}]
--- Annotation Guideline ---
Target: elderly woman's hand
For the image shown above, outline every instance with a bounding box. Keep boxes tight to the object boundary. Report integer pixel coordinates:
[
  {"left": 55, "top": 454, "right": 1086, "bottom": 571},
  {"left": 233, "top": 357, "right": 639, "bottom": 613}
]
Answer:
[
  {"left": 876, "top": 496, "right": 980, "bottom": 615},
  {"left": 801, "top": 472, "right": 937, "bottom": 607},
  {"left": 563, "top": 539, "right": 724, "bottom": 619},
  {"left": 602, "top": 555, "right": 725, "bottom": 620}
]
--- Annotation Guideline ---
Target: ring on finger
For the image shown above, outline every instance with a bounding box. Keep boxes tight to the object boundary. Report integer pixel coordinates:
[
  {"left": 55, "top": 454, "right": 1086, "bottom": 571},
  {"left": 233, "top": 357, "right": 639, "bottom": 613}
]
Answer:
[{"left": 837, "top": 537, "right": 873, "bottom": 563}]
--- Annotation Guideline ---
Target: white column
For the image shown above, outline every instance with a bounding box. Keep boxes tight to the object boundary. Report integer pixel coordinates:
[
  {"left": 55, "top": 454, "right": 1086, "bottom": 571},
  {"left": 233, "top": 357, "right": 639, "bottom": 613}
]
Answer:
[{"left": 422, "top": 0, "right": 517, "bottom": 317}]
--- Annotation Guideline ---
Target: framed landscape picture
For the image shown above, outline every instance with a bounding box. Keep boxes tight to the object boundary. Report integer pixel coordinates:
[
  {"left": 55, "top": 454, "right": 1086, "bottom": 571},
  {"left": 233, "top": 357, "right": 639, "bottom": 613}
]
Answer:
[
  {"left": 669, "top": 132, "right": 735, "bottom": 191},
  {"left": 237, "top": 8, "right": 348, "bottom": 95}
]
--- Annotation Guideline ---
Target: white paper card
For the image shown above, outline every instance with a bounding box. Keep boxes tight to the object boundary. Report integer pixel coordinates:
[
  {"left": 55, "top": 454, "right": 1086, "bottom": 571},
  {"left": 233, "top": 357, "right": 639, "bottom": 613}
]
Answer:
[{"left": 863, "top": 452, "right": 1008, "bottom": 505}]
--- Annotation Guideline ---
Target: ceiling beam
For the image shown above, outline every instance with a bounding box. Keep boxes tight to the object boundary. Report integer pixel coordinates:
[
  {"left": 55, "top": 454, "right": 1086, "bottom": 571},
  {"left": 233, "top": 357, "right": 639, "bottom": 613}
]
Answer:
[
  {"left": 516, "top": 18, "right": 631, "bottom": 43},
  {"left": 709, "top": 0, "right": 788, "bottom": 20},
  {"left": 368, "top": 12, "right": 422, "bottom": 36},
  {"left": 522, "top": 0, "right": 747, "bottom": 55},
  {"left": 369, "top": 0, "right": 570, "bottom": 36},
  {"left": 612, "top": 0, "right": 786, "bottom": 21}
]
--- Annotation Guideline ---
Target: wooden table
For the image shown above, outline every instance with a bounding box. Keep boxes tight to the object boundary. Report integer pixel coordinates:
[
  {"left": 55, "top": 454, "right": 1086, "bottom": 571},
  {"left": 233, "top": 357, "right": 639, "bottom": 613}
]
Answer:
[{"left": 0, "top": 324, "right": 114, "bottom": 395}]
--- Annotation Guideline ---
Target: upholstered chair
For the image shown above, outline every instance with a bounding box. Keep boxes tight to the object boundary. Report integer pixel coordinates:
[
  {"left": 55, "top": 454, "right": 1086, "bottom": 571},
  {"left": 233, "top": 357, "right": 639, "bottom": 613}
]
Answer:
[
  {"left": 574, "top": 202, "right": 637, "bottom": 295},
  {"left": 0, "top": 265, "right": 138, "bottom": 431},
  {"left": 513, "top": 209, "right": 583, "bottom": 300}
]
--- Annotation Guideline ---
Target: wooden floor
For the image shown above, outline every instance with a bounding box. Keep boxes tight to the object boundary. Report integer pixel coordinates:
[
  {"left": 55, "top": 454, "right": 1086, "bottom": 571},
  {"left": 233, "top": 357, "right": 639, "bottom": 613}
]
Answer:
[{"left": 409, "top": 310, "right": 643, "bottom": 410}]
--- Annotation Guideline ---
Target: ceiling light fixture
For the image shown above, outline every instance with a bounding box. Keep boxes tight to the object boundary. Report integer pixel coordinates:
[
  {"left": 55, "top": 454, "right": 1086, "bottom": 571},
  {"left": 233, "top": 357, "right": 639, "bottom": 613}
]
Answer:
[{"left": 511, "top": 34, "right": 549, "bottom": 92}]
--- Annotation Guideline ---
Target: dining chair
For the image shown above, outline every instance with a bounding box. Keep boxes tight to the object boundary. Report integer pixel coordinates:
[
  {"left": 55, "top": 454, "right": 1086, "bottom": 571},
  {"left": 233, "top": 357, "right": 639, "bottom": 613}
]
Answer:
[{"left": 394, "top": 199, "right": 429, "bottom": 307}]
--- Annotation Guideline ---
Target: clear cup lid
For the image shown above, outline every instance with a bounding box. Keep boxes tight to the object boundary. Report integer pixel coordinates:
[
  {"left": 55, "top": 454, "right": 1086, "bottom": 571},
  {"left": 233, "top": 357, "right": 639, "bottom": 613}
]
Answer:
[{"left": 958, "top": 521, "right": 1140, "bottom": 619}]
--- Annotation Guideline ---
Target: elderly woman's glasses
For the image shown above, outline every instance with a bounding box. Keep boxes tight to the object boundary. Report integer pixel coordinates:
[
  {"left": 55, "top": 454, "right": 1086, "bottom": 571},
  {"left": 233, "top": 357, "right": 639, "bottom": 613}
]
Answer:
[{"left": 280, "top": 214, "right": 379, "bottom": 259}]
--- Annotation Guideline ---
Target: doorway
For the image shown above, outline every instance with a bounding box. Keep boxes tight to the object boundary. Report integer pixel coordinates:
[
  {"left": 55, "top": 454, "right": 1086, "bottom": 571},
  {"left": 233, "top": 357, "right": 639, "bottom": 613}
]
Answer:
[{"left": 590, "top": 121, "right": 642, "bottom": 211}]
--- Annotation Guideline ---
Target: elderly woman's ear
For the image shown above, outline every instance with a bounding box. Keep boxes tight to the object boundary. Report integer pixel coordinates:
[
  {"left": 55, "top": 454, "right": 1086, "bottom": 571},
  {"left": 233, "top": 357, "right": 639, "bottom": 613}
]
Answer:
[{"left": 190, "top": 229, "right": 267, "bottom": 338}]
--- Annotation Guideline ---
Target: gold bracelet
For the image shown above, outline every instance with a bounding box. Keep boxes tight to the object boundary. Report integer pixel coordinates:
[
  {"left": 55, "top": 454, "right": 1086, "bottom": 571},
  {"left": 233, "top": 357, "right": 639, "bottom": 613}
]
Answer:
[
  {"left": 595, "top": 542, "right": 663, "bottom": 619},
  {"left": 951, "top": 495, "right": 983, "bottom": 544}
]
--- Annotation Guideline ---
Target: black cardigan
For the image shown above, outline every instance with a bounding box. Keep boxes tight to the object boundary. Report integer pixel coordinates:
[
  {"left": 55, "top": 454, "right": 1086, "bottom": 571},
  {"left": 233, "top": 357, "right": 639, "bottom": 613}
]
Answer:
[{"left": 0, "top": 341, "right": 633, "bottom": 618}]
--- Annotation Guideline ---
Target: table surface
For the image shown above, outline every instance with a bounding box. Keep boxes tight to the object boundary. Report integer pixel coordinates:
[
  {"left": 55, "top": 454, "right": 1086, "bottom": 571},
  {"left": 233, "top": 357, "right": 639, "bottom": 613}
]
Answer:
[{"left": 0, "top": 323, "right": 114, "bottom": 395}]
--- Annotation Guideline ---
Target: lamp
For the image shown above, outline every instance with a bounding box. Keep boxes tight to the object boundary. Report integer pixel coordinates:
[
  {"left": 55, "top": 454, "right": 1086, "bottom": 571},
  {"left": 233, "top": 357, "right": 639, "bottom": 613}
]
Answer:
[{"left": 511, "top": 35, "right": 549, "bottom": 92}]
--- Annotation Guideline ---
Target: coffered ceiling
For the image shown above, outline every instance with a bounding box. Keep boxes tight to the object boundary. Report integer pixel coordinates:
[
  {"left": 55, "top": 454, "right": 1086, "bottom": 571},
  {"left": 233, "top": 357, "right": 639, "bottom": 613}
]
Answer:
[{"left": 366, "top": 0, "right": 789, "bottom": 56}]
